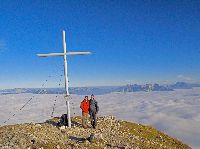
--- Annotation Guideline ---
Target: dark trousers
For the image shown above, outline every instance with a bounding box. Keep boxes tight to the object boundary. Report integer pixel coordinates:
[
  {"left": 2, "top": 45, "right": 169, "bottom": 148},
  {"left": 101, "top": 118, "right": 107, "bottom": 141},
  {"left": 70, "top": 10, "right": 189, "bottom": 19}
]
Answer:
[{"left": 90, "top": 112, "right": 97, "bottom": 128}]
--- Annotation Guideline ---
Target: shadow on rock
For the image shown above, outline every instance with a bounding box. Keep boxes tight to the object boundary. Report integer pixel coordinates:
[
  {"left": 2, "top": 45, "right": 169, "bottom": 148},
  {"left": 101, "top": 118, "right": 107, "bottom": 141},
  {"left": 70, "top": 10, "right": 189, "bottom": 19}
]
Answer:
[
  {"left": 71, "top": 120, "right": 82, "bottom": 127},
  {"left": 69, "top": 136, "right": 87, "bottom": 143},
  {"left": 45, "top": 115, "right": 82, "bottom": 128},
  {"left": 45, "top": 117, "right": 60, "bottom": 127}
]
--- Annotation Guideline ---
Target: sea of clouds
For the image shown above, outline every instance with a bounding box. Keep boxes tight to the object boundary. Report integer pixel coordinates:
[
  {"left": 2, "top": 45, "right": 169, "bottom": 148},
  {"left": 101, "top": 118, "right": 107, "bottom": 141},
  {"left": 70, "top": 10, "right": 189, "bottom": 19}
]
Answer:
[{"left": 0, "top": 88, "right": 200, "bottom": 148}]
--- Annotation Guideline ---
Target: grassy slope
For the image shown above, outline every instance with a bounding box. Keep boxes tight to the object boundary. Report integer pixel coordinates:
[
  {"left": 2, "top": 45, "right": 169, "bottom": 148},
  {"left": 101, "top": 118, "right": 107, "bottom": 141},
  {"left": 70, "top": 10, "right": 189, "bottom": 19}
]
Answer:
[{"left": 0, "top": 116, "right": 191, "bottom": 149}]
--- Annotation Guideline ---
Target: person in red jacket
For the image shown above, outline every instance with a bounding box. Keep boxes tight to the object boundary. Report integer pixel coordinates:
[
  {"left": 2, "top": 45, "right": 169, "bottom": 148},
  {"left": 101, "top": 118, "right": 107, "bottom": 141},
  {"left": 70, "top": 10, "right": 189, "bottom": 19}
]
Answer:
[{"left": 80, "top": 96, "right": 90, "bottom": 128}]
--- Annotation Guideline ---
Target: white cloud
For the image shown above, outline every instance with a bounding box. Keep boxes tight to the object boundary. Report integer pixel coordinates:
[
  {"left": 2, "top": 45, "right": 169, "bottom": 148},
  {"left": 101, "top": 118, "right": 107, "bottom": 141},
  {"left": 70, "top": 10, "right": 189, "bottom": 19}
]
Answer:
[{"left": 177, "top": 74, "right": 193, "bottom": 81}]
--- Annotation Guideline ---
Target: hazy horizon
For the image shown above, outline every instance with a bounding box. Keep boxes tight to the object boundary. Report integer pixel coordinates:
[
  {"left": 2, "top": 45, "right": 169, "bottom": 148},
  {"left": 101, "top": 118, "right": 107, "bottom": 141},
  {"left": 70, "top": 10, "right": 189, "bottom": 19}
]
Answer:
[{"left": 1, "top": 80, "right": 200, "bottom": 90}]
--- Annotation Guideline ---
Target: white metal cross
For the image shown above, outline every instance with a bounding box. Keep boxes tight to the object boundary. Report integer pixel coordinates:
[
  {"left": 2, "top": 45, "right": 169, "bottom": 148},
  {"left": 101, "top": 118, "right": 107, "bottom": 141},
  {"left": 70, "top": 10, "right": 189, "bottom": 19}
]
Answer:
[{"left": 37, "top": 30, "right": 92, "bottom": 127}]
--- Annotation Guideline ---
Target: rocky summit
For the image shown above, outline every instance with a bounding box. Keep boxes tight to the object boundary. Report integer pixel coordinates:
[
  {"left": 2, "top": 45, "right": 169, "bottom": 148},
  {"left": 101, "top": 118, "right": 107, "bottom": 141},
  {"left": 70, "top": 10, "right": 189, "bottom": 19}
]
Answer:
[{"left": 0, "top": 116, "right": 191, "bottom": 149}]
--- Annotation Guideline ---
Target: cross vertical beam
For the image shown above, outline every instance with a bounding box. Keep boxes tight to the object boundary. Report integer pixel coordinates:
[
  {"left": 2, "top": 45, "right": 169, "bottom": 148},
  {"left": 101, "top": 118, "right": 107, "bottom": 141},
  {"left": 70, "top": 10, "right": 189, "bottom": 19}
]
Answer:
[
  {"left": 62, "top": 30, "right": 71, "bottom": 127},
  {"left": 63, "top": 30, "right": 69, "bottom": 96}
]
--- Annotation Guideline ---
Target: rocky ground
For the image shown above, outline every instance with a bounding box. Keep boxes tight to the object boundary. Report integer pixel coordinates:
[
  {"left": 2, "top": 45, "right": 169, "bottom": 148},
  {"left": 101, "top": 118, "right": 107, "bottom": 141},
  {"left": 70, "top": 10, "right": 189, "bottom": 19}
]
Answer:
[{"left": 0, "top": 116, "right": 191, "bottom": 149}]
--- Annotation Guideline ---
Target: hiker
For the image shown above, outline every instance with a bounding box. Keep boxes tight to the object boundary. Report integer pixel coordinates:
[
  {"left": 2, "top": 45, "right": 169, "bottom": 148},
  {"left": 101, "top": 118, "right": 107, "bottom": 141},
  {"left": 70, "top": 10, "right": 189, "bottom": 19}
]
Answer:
[
  {"left": 89, "top": 94, "right": 99, "bottom": 129},
  {"left": 80, "top": 96, "right": 90, "bottom": 128}
]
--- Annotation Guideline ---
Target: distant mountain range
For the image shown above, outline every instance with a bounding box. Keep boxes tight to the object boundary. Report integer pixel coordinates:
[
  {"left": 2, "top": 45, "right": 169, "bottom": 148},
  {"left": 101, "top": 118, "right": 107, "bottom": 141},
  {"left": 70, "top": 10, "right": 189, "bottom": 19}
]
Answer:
[{"left": 1, "top": 82, "right": 200, "bottom": 95}]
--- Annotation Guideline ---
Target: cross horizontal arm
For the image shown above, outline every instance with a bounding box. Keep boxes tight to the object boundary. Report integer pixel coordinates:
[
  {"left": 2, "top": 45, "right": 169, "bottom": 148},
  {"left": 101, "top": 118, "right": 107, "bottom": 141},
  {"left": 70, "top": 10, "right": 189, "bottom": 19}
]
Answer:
[
  {"left": 37, "top": 52, "right": 92, "bottom": 57},
  {"left": 37, "top": 53, "right": 65, "bottom": 57},
  {"left": 66, "top": 52, "right": 92, "bottom": 55}
]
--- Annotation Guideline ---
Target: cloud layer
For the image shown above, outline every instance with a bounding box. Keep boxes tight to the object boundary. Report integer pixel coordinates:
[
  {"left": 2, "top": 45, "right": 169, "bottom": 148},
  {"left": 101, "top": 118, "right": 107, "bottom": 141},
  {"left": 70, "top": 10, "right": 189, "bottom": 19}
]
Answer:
[{"left": 0, "top": 88, "right": 200, "bottom": 148}]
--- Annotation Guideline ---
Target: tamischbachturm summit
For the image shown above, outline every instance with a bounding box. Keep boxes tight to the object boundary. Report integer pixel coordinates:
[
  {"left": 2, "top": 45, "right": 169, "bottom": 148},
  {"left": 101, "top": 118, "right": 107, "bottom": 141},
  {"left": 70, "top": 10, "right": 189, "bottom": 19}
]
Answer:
[{"left": 0, "top": 116, "right": 191, "bottom": 149}]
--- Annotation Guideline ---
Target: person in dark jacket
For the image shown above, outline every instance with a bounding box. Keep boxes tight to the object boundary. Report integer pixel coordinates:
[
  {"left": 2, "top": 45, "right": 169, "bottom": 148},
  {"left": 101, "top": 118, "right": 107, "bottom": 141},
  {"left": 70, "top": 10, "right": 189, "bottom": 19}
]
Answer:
[{"left": 89, "top": 94, "right": 99, "bottom": 128}]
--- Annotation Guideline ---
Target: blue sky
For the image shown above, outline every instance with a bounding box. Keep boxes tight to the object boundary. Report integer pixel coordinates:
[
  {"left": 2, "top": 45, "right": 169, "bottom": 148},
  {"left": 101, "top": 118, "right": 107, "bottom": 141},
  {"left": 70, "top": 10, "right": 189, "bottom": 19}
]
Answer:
[{"left": 0, "top": 0, "right": 200, "bottom": 89}]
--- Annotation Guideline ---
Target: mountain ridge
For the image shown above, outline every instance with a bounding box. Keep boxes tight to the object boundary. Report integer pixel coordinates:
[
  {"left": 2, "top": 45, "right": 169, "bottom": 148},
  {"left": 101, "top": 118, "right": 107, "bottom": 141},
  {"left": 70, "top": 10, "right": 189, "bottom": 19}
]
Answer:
[{"left": 1, "top": 82, "right": 200, "bottom": 95}]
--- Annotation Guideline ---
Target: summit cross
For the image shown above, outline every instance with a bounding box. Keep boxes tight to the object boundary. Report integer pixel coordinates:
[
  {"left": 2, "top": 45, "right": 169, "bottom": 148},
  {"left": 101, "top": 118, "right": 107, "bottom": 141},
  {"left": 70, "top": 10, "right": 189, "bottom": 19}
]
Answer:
[{"left": 37, "top": 30, "right": 92, "bottom": 127}]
